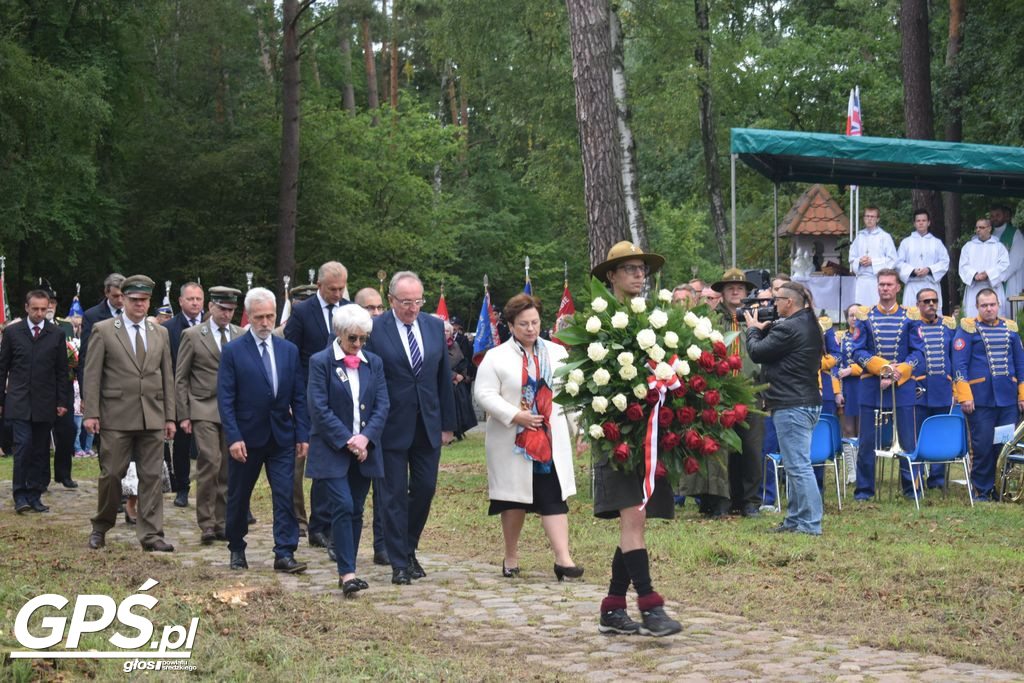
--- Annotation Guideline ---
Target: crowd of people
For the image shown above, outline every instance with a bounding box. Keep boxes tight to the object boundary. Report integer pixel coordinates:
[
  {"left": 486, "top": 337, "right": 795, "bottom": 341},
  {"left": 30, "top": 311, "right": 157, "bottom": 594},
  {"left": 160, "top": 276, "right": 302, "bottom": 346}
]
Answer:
[{"left": 1, "top": 205, "right": 1022, "bottom": 637}]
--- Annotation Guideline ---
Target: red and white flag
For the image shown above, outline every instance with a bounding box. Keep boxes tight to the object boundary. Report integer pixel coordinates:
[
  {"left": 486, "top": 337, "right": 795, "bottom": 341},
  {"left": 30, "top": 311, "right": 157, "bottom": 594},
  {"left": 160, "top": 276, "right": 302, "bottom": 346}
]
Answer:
[
  {"left": 435, "top": 293, "right": 449, "bottom": 321},
  {"left": 846, "top": 86, "right": 862, "bottom": 136},
  {"left": 550, "top": 282, "right": 576, "bottom": 346}
]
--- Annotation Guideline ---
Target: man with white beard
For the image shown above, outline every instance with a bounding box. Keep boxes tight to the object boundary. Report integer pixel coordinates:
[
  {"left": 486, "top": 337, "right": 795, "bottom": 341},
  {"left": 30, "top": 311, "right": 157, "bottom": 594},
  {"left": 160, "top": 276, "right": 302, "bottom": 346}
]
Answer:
[
  {"left": 896, "top": 209, "right": 949, "bottom": 310},
  {"left": 848, "top": 206, "right": 897, "bottom": 308}
]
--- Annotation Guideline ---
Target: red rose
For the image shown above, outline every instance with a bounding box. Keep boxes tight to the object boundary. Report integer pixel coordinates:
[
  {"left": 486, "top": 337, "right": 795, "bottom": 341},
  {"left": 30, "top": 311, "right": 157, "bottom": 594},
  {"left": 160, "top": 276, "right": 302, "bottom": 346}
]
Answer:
[
  {"left": 658, "top": 406, "right": 674, "bottom": 427},
  {"left": 733, "top": 404, "right": 749, "bottom": 422},
  {"left": 684, "top": 456, "right": 699, "bottom": 475},
  {"left": 655, "top": 460, "right": 668, "bottom": 479},
  {"left": 626, "top": 403, "right": 646, "bottom": 422},
  {"left": 689, "top": 375, "right": 707, "bottom": 393},
  {"left": 676, "top": 406, "right": 697, "bottom": 424},
  {"left": 701, "top": 408, "right": 719, "bottom": 425},
  {"left": 715, "top": 361, "right": 730, "bottom": 376},
  {"left": 704, "top": 389, "right": 721, "bottom": 407},
  {"left": 698, "top": 351, "right": 716, "bottom": 372},
  {"left": 613, "top": 442, "right": 630, "bottom": 462},
  {"left": 660, "top": 431, "right": 681, "bottom": 450},
  {"left": 712, "top": 341, "right": 728, "bottom": 359},
  {"left": 720, "top": 409, "right": 737, "bottom": 428},
  {"left": 684, "top": 429, "right": 702, "bottom": 450},
  {"left": 645, "top": 388, "right": 661, "bottom": 405},
  {"left": 602, "top": 422, "right": 621, "bottom": 441},
  {"left": 701, "top": 436, "right": 719, "bottom": 455},
  {"left": 728, "top": 354, "right": 743, "bottom": 371},
  {"left": 672, "top": 385, "right": 688, "bottom": 398}
]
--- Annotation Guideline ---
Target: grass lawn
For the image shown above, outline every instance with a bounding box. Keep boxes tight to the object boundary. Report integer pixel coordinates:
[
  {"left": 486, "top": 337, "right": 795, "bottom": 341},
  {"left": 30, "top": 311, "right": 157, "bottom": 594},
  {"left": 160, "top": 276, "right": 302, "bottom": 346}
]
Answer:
[{"left": 1, "top": 432, "right": 1022, "bottom": 678}]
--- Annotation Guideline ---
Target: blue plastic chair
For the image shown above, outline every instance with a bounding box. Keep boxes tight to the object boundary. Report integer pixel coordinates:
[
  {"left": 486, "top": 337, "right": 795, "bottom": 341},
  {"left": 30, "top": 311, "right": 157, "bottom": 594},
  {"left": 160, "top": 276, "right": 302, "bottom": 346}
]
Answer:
[
  {"left": 765, "top": 419, "right": 842, "bottom": 513},
  {"left": 898, "top": 414, "right": 973, "bottom": 510},
  {"left": 819, "top": 413, "right": 847, "bottom": 500}
]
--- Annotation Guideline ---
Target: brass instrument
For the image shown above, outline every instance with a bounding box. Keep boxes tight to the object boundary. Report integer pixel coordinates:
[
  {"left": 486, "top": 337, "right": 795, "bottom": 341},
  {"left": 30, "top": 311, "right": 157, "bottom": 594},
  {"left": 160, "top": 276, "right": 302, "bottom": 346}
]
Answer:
[
  {"left": 995, "top": 421, "right": 1024, "bottom": 503},
  {"left": 873, "top": 365, "right": 905, "bottom": 497}
]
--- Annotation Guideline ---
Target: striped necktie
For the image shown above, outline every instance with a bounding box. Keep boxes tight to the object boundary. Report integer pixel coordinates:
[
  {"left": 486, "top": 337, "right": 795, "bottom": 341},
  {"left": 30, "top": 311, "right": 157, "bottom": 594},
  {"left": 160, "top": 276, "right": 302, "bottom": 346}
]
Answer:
[{"left": 404, "top": 323, "right": 422, "bottom": 375}]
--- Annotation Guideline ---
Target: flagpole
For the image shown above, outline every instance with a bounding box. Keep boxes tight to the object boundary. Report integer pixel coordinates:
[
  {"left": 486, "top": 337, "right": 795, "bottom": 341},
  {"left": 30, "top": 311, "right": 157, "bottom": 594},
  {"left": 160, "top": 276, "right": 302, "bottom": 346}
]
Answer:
[
  {"left": 377, "top": 270, "right": 387, "bottom": 298},
  {"left": 563, "top": 261, "right": 569, "bottom": 289}
]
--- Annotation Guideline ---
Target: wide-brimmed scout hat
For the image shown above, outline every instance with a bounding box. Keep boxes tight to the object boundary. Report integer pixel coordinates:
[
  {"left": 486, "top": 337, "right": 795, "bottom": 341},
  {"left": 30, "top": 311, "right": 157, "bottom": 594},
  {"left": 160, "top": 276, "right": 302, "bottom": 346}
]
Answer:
[
  {"left": 590, "top": 241, "right": 665, "bottom": 283},
  {"left": 711, "top": 268, "right": 756, "bottom": 293}
]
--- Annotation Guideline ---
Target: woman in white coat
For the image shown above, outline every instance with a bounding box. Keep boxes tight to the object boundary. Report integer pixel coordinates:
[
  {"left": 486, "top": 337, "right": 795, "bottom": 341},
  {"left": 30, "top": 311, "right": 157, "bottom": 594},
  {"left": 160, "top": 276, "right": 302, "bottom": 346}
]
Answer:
[{"left": 474, "top": 293, "right": 582, "bottom": 581}]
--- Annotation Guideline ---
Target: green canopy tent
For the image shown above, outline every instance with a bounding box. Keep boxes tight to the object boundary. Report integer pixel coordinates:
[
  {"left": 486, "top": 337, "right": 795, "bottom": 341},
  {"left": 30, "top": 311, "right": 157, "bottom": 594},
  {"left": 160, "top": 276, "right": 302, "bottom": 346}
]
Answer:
[{"left": 728, "top": 128, "right": 1024, "bottom": 270}]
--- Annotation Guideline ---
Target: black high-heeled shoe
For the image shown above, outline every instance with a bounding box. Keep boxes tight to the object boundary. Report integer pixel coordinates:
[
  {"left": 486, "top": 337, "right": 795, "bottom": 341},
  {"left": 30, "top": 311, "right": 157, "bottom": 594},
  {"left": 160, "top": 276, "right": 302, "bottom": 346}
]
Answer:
[
  {"left": 554, "top": 563, "right": 584, "bottom": 582},
  {"left": 502, "top": 561, "right": 520, "bottom": 578}
]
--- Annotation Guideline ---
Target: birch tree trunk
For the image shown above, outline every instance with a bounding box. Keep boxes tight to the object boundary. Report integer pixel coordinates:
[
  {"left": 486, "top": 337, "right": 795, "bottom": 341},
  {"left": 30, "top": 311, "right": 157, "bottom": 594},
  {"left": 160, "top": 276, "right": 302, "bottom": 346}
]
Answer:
[
  {"left": 694, "top": 0, "right": 729, "bottom": 267},
  {"left": 608, "top": 5, "right": 647, "bottom": 249},
  {"left": 565, "top": 0, "right": 630, "bottom": 269}
]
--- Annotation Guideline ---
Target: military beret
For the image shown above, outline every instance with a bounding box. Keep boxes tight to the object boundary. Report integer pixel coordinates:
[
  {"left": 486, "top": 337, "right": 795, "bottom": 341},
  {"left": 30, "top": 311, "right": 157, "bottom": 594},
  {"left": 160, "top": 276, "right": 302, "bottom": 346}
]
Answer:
[
  {"left": 209, "top": 286, "right": 242, "bottom": 305},
  {"left": 290, "top": 284, "right": 318, "bottom": 302},
  {"left": 122, "top": 275, "right": 156, "bottom": 295}
]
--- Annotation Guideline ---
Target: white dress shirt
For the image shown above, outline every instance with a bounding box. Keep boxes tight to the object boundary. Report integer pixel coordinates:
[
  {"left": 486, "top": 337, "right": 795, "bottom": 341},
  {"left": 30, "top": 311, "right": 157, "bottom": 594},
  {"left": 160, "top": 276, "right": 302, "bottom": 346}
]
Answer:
[
  {"left": 126, "top": 318, "right": 148, "bottom": 352},
  {"left": 316, "top": 291, "right": 337, "bottom": 335},
  {"left": 213, "top": 323, "right": 231, "bottom": 352},
  {"left": 393, "top": 310, "right": 424, "bottom": 370},
  {"left": 106, "top": 301, "right": 123, "bottom": 318},
  {"left": 334, "top": 339, "right": 365, "bottom": 434},
  {"left": 896, "top": 230, "right": 950, "bottom": 308},
  {"left": 250, "top": 330, "right": 278, "bottom": 396}
]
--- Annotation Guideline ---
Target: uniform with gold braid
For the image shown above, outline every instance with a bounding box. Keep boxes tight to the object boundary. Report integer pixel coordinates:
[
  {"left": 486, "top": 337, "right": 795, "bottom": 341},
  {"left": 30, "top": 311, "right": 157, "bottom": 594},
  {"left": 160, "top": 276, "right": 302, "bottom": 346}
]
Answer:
[
  {"left": 951, "top": 316, "right": 1024, "bottom": 500},
  {"left": 913, "top": 313, "right": 957, "bottom": 489},
  {"left": 850, "top": 303, "right": 925, "bottom": 500}
]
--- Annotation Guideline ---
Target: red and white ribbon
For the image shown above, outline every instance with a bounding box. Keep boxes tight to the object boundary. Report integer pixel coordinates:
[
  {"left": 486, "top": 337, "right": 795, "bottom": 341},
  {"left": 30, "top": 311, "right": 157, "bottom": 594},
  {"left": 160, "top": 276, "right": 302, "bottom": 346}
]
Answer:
[{"left": 639, "top": 355, "right": 683, "bottom": 509}]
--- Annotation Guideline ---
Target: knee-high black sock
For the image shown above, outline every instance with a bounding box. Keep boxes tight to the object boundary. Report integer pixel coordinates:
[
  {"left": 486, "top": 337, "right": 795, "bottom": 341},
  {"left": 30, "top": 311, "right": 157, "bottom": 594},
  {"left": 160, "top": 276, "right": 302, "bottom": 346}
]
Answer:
[
  {"left": 622, "top": 548, "right": 652, "bottom": 596},
  {"left": 600, "top": 547, "right": 631, "bottom": 613}
]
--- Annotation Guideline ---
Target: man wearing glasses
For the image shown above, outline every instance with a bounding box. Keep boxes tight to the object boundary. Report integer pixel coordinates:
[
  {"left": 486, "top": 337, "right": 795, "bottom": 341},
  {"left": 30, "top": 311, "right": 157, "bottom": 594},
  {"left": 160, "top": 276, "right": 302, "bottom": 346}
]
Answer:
[
  {"left": 364, "top": 271, "right": 455, "bottom": 585},
  {"left": 910, "top": 288, "right": 956, "bottom": 490},
  {"left": 355, "top": 287, "right": 386, "bottom": 317}
]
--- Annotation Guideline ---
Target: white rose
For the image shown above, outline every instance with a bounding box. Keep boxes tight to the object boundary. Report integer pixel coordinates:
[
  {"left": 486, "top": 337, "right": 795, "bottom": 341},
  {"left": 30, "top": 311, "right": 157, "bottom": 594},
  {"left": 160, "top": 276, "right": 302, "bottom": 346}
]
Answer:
[
  {"left": 619, "top": 364, "right": 638, "bottom": 380},
  {"left": 569, "top": 369, "right": 585, "bottom": 385},
  {"left": 585, "top": 316, "right": 602, "bottom": 333},
  {"left": 591, "top": 396, "right": 609, "bottom": 414},
  {"left": 676, "top": 360, "right": 691, "bottom": 377},
  {"left": 588, "top": 424, "right": 605, "bottom": 440},
  {"left": 587, "top": 342, "right": 609, "bottom": 362},
  {"left": 565, "top": 381, "right": 580, "bottom": 396},
  {"left": 593, "top": 368, "right": 611, "bottom": 386},
  {"left": 648, "top": 344, "right": 666, "bottom": 363},
  {"left": 694, "top": 325, "right": 710, "bottom": 341},
  {"left": 633, "top": 383, "right": 649, "bottom": 400},
  {"left": 630, "top": 297, "right": 647, "bottom": 313},
  {"left": 636, "top": 328, "right": 657, "bottom": 349},
  {"left": 684, "top": 311, "right": 699, "bottom": 328},
  {"left": 610, "top": 311, "right": 629, "bottom": 329},
  {"left": 654, "top": 362, "right": 674, "bottom": 381},
  {"left": 617, "top": 351, "right": 635, "bottom": 366},
  {"left": 648, "top": 309, "right": 668, "bottom": 329},
  {"left": 697, "top": 317, "right": 714, "bottom": 336},
  {"left": 686, "top": 344, "right": 702, "bottom": 361},
  {"left": 709, "top": 330, "right": 724, "bottom": 344},
  {"left": 591, "top": 297, "right": 608, "bottom": 313},
  {"left": 611, "top": 393, "right": 628, "bottom": 412},
  {"left": 663, "top": 331, "right": 679, "bottom": 348},
  {"left": 658, "top": 288, "right": 673, "bottom": 303}
]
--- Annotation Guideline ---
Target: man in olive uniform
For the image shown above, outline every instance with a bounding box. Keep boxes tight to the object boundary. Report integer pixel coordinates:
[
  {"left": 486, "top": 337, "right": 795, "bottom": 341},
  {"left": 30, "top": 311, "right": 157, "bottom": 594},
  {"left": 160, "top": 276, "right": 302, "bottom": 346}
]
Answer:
[
  {"left": 84, "top": 275, "right": 176, "bottom": 552},
  {"left": 175, "top": 286, "right": 243, "bottom": 544}
]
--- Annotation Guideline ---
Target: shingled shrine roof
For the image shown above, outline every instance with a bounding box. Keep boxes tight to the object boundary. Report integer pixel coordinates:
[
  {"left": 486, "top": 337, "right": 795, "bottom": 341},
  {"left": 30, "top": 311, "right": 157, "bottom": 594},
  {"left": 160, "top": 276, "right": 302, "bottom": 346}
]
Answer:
[{"left": 777, "top": 184, "right": 851, "bottom": 238}]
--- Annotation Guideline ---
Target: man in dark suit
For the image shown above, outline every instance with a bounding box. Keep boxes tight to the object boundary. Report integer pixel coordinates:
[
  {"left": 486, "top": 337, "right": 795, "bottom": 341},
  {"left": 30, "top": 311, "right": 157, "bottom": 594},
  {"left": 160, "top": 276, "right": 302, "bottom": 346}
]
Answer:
[
  {"left": 78, "top": 273, "right": 125, "bottom": 393},
  {"left": 284, "top": 261, "right": 348, "bottom": 556},
  {"left": 162, "top": 282, "right": 205, "bottom": 508},
  {"left": 0, "top": 290, "right": 71, "bottom": 512},
  {"left": 219, "top": 287, "right": 310, "bottom": 573},
  {"left": 46, "top": 293, "right": 78, "bottom": 489},
  {"left": 365, "top": 271, "right": 456, "bottom": 585}
]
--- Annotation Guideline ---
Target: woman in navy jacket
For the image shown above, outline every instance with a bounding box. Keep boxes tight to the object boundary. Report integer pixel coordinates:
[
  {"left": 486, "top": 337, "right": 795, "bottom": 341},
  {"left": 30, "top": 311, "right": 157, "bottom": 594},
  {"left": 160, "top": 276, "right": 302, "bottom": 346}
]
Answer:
[{"left": 306, "top": 304, "right": 389, "bottom": 596}]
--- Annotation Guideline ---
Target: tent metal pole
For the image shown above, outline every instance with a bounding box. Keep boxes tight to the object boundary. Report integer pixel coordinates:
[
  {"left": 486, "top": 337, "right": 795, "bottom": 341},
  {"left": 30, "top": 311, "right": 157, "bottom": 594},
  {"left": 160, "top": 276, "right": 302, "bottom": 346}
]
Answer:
[
  {"left": 773, "top": 183, "right": 779, "bottom": 275},
  {"left": 731, "top": 154, "right": 737, "bottom": 268}
]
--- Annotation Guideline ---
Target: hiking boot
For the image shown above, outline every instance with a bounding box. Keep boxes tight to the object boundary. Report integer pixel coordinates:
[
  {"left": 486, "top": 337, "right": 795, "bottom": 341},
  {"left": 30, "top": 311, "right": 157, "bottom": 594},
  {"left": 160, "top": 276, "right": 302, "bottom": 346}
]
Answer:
[
  {"left": 598, "top": 608, "right": 640, "bottom": 635},
  {"left": 638, "top": 606, "right": 681, "bottom": 637}
]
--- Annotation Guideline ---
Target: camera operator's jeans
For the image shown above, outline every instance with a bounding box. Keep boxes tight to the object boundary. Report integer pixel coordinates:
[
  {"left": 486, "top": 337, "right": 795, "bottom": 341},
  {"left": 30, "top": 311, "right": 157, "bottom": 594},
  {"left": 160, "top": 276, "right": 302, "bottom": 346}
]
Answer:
[{"left": 773, "top": 406, "right": 823, "bottom": 535}]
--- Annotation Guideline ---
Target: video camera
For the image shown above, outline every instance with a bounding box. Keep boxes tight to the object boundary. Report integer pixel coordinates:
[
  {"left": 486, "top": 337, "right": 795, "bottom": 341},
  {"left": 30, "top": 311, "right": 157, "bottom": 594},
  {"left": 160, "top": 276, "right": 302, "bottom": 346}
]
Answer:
[{"left": 738, "top": 295, "right": 778, "bottom": 323}]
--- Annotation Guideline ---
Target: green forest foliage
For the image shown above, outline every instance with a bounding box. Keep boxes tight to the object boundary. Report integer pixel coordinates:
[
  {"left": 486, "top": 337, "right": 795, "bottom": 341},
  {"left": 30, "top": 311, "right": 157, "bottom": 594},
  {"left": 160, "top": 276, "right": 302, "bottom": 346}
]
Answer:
[{"left": 2, "top": 0, "right": 1023, "bottom": 322}]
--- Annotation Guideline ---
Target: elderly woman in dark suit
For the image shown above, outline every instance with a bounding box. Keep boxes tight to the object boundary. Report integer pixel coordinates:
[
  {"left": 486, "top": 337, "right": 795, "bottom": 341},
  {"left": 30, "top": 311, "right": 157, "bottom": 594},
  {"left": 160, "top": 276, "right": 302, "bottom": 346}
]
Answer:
[{"left": 306, "top": 304, "right": 390, "bottom": 596}]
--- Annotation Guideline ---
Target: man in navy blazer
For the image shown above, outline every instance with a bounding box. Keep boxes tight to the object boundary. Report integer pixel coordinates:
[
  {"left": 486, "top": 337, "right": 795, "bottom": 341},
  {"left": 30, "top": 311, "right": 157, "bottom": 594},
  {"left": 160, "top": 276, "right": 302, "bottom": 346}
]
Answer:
[
  {"left": 162, "top": 282, "right": 206, "bottom": 507},
  {"left": 364, "top": 271, "right": 456, "bottom": 585},
  {"left": 284, "top": 261, "right": 351, "bottom": 555},
  {"left": 78, "top": 273, "right": 125, "bottom": 394},
  {"left": 219, "top": 287, "right": 310, "bottom": 573}
]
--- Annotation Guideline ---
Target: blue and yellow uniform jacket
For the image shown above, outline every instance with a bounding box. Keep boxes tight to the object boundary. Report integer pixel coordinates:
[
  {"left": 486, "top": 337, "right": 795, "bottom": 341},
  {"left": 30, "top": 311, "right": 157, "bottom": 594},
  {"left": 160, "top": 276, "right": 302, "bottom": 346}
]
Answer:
[
  {"left": 820, "top": 318, "right": 840, "bottom": 403},
  {"left": 952, "top": 317, "right": 1024, "bottom": 408},
  {"left": 913, "top": 313, "right": 956, "bottom": 408},
  {"left": 851, "top": 303, "right": 924, "bottom": 408}
]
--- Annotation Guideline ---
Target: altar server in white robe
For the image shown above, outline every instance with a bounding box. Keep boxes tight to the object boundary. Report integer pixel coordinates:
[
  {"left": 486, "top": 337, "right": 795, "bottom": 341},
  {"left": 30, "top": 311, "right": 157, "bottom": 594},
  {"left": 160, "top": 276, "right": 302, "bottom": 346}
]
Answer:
[
  {"left": 989, "top": 204, "right": 1024, "bottom": 317},
  {"left": 896, "top": 208, "right": 950, "bottom": 309},
  {"left": 959, "top": 218, "right": 1010, "bottom": 318},
  {"left": 848, "top": 206, "right": 898, "bottom": 308}
]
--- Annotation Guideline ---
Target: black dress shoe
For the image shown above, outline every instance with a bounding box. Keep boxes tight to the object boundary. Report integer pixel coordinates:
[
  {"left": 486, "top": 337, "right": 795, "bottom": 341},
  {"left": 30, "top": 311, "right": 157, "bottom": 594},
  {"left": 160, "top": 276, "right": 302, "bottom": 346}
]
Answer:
[
  {"left": 124, "top": 511, "right": 137, "bottom": 525},
  {"left": 341, "top": 578, "right": 362, "bottom": 597},
  {"left": 308, "top": 531, "right": 330, "bottom": 548},
  {"left": 143, "top": 539, "right": 175, "bottom": 552},
  {"left": 353, "top": 578, "right": 368, "bottom": 590},
  {"left": 373, "top": 551, "right": 390, "bottom": 566},
  {"left": 326, "top": 544, "right": 337, "bottom": 562},
  {"left": 230, "top": 550, "right": 248, "bottom": 570},
  {"left": 742, "top": 504, "right": 761, "bottom": 518},
  {"left": 273, "top": 556, "right": 307, "bottom": 574},
  {"left": 15, "top": 501, "right": 31, "bottom": 514},
  {"left": 408, "top": 555, "right": 426, "bottom": 580},
  {"left": 215, "top": 530, "right": 228, "bottom": 541},
  {"left": 391, "top": 568, "right": 411, "bottom": 585},
  {"left": 502, "top": 561, "right": 520, "bottom": 578},
  {"left": 247, "top": 510, "right": 257, "bottom": 524},
  {"left": 88, "top": 531, "right": 106, "bottom": 550},
  {"left": 173, "top": 491, "right": 189, "bottom": 508},
  {"left": 201, "top": 528, "right": 217, "bottom": 544},
  {"left": 59, "top": 479, "right": 78, "bottom": 489},
  {"left": 29, "top": 500, "right": 50, "bottom": 513},
  {"left": 554, "top": 563, "right": 584, "bottom": 581}
]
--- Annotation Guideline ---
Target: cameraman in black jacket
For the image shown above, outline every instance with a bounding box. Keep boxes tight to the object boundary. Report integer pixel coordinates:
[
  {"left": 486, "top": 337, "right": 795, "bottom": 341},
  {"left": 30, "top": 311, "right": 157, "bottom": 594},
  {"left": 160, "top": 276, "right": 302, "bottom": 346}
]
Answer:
[{"left": 743, "top": 281, "right": 825, "bottom": 536}]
